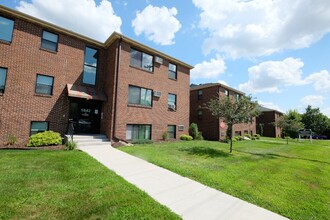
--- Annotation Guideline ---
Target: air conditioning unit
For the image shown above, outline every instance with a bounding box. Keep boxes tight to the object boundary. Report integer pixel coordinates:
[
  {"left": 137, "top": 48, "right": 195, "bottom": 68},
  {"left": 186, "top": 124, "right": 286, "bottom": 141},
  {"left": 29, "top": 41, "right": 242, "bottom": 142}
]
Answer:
[
  {"left": 153, "top": 91, "right": 161, "bottom": 97},
  {"left": 178, "top": 125, "right": 184, "bottom": 131},
  {"left": 168, "top": 104, "right": 176, "bottom": 110},
  {"left": 155, "top": 56, "right": 163, "bottom": 64}
]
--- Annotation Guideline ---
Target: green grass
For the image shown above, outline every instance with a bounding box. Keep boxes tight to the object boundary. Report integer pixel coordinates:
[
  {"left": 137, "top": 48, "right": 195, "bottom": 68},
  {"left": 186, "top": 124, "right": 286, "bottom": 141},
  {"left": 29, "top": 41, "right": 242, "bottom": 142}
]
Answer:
[
  {"left": 120, "top": 138, "right": 330, "bottom": 220},
  {"left": 0, "top": 150, "right": 180, "bottom": 220}
]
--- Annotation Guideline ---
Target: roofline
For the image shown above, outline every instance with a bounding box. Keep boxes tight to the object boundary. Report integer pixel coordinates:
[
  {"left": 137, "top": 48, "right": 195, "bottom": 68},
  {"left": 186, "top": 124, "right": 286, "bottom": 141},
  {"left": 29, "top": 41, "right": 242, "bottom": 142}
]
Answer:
[
  {"left": 0, "top": 5, "right": 193, "bottom": 69},
  {"left": 190, "top": 83, "right": 245, "bottom": 95}
]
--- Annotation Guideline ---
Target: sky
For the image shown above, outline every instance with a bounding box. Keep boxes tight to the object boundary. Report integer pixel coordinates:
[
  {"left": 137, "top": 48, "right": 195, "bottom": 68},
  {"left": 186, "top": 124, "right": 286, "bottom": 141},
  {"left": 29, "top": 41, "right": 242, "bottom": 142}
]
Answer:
[{"left": 2, "top": 0, "right": 330, "bottom": 116}]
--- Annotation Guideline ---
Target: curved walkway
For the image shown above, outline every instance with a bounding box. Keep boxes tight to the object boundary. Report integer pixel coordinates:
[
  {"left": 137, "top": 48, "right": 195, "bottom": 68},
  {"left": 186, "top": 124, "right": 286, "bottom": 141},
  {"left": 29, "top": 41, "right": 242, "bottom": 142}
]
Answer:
[{"left": 79, "top": 145, "right": 288, "bottom": 220}]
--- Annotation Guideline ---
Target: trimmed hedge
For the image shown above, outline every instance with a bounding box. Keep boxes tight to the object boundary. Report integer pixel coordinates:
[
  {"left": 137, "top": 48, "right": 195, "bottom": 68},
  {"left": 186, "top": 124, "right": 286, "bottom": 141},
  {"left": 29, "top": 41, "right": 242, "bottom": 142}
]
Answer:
[
  {"left": 180, "top": 134, "right": 193, "bottom": 141},
  {"left": 27, "top": 131, "right": 62, "bottom": 147}
]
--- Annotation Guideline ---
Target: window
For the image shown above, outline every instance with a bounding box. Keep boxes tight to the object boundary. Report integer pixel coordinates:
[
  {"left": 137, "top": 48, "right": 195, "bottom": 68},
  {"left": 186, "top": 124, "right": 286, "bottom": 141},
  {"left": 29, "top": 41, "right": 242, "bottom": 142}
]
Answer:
[
  {"left": 128, "top": 85, "right": 152, "bottom": 107},
  {"left": 126, "top": 124, "right": 151, "bottom": 141},
  {"left": 0, "top": 67, "right": 7, "bottom": 93},
  {"left": 198, "top": 90, "right": 203, "bottom": 100},
  {"left": 168, "top": 93, "right": 177, "bottom": 111},
  {"left": 130, "top": 48, "right": 153, "bottom": 72},
  {"left": 83, "top": 46, "right": 98, "bottom": 85},
  {"left": 0, "top": 16, "right": 14, "bottom": 42},
  {"left": 235, "top": 94, "right": 240, "bottom": 101},
  {"left": 169, "top": 63, "right": 177, "bottom": 80},
  {"left": 168, "top": 125, "right": 176, "bottom": 139},
  {"left": 198, "top": 110, "right": 203, "bottom": 120},
  {"left": 224, "top": 90, "right": 229, "bottom": 96},
  {"left": 35, "top": 74, "right": 54, "bottom": 95},
  {"left": 30, "top": 121, "right": 49, "bottom": 135},
  {"left": 234, "top": 131, "right": 241, "bottom": 136},
  {"left": 41, "top": 30, "right": 58, "bottom": 52}
]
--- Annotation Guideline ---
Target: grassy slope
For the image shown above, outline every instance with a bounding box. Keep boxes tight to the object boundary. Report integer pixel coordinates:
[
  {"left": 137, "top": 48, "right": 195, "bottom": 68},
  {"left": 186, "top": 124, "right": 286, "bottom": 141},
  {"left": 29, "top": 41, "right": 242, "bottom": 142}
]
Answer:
[
  {"left": 0, "top": 150, "right": 180, "bottom": 220},
  {"left": 120, "top": 139, "right": 330, "bottom": 220}
]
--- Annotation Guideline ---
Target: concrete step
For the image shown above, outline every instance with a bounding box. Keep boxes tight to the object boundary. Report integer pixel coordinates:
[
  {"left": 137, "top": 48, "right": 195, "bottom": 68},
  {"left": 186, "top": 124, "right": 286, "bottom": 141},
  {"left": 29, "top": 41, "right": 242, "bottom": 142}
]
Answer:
[{"left": 65, "top": 134, "right": 111, "bottom": 148}]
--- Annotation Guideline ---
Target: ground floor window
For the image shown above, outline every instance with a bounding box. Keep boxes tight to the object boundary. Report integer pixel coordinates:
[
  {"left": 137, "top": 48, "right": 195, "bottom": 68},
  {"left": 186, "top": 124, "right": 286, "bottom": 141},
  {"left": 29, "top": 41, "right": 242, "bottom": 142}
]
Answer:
[
  {"left": 234, "top": 131, "right": 241, "bottom": 136},
  {"left": 0, "top": 67, "right": 7, "bottom": 93},
  {"left": 168, "top": 125, "right": 176, "bottom": 139},
  {"left": 30, "top": 121, "right": 49, "bottom": 135},
  {"left": 126, "top": 124, "right": 151, "bottom": 141}
]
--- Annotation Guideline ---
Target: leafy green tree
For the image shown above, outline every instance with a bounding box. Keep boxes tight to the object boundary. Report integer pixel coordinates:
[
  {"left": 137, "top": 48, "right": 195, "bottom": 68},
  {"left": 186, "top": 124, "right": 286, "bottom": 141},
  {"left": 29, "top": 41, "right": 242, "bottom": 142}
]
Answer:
[
  {"left": 301, "top": 105, "right": 329, "bottom": 135},
  {"left": 275, "top": 110, "right": 304, "bottom": 138},
  {"left": 206, "top": 95, "right": 260, "bottom": 153}
]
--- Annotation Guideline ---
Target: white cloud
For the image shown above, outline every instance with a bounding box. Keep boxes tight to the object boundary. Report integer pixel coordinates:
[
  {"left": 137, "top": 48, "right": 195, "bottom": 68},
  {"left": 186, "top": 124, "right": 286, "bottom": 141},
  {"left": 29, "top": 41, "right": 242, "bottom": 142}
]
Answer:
[
  {"left": 217, "top": 80, "right": 228, "bottom": 86},
  {"left": 191, "top": 56, "right": 226, "bottom": 79},
  {"left": 132, "top": 5, "right": 181, "bottom": 45},
  {"left": 304, "top": 70, "right": 330, "bottom": 93},
  {"left": 323, "top": 107, "right": 330, "bottom": 118},
  {"left": 193, "top": 0, "right": 330, "bottom": 58},
  {"left": 300, "top": 95, "right": 324, "bottom": 109},
  {"left": 17, "top": 0, "right": 121, "bottom": 42},
  {"left": 238, "top": 57, "right": 306, "bottom": 94},
  {"left": 258, "top": 101, "right": 283, "bottom": 112}
]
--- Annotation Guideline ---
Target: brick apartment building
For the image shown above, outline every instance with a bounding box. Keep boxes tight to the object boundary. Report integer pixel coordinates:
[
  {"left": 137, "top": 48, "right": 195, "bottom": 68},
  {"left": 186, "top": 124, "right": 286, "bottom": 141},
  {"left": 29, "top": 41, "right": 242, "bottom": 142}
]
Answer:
[
  {"left": 256, "top": 106, "right": 283, "bottom": 138},
  {"left": 190, "top": 83, "right": 256, "bottom": 141},
  {"left": 0, "top": 6, "right": 192, "bottom": 144}
]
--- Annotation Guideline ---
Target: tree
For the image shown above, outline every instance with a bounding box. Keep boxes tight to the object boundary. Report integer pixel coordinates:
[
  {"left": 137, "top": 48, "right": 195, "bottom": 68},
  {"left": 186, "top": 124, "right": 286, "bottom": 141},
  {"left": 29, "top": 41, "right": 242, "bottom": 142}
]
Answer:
[
  {"left": 275, "top": 110, "right": 304, "bottom": 138},
  {"left": 301, "top": 105, "right": 329, "bottom": 135},
  {"left": 206, "top": 95, "right": 260, "bottom": 153}
]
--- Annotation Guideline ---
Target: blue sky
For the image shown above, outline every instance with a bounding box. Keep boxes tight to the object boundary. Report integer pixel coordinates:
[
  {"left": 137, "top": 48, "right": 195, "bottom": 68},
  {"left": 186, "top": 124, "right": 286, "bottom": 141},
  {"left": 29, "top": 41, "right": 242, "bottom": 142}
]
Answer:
[{"left": 2, "top": 0, "right": 330, "bottom": 116}]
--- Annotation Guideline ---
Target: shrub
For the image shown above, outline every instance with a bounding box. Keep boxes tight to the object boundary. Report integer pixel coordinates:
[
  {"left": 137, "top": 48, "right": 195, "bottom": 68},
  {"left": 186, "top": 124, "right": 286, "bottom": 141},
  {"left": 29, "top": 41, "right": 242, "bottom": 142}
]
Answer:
[
  {"left": 180, "top": 134, "right": 193, "bottom": 141},
  {"left": 27, "top": 131, "right": 62, "bottom": 147},
  {"left": 251, "top": 137, "right": 256, "bottom": 140},
  {"left": 254, "top": 134, "right": 261, "bottom": 140},
  {"left": 189, "top": 123, "right": 199, "bottom": 139},
  {"left": 196, "top": 132, "right": 204, "bottom": 140},
  {"left": 132, "top": 139, "right": 153, "bottom": 144},
  {"left": 162, "top": 131, "right": 168, "bottom": 141},
  {"left": 235, "top": 135, "right": 243, "bottom": 141},
  {"left": 6, "top": 134, "right": 17, "bottom": 145},
  {"left": 244, "top": 134, "right": 252, "bottom": 139},
  {"left": 65, "top": 140, "right": 77, "bottom": 150}
]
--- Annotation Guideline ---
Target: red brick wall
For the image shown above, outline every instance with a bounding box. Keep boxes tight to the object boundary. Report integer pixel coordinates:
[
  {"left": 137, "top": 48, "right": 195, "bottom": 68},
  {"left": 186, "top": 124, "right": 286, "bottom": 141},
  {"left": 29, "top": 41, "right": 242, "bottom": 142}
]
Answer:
[
  {"left": 256, "top": 111, "right": 282, "bottom": 138},
  {"left": 190, "top": 85, "right": 256, "bottom": 141},
  {"left": 0, "top": 15, "right": 105, "bottom": 144},
  {"left": 114, "top": 42, "right": 190, "bottom": 141}
]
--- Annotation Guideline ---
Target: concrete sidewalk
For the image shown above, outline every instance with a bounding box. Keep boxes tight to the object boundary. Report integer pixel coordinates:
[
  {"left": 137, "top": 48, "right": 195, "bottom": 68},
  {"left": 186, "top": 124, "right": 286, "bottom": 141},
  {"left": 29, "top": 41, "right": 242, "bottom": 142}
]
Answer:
[{"left": 78, "top": 145, "right": 288, "bottom": 220}]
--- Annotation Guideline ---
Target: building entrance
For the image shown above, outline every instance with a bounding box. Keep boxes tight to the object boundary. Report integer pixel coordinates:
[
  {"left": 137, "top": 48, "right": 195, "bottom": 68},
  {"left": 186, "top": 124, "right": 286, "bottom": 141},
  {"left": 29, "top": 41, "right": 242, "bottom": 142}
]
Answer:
[{"left": 69, "top": 98, "right": 102, "bottom": 134}]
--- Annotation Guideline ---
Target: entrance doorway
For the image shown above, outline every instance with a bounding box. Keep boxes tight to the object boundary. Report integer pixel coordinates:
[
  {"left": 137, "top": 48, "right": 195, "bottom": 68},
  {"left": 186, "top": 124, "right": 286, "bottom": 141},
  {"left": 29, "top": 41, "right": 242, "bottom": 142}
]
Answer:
[{"left": 69, "top": 98, "right": 102, "bottom": 134}]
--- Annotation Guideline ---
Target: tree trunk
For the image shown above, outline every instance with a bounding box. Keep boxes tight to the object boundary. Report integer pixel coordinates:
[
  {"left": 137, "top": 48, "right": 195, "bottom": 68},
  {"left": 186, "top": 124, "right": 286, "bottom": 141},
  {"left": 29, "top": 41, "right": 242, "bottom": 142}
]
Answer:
[{"left": 228, "top": 124, "right": 233, "bottom": 153}]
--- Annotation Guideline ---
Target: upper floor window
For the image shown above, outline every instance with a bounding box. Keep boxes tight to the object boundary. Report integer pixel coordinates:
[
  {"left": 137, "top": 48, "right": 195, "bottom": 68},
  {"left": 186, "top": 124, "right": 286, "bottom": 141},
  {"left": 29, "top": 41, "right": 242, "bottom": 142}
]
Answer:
[
  {"left": 0, "top": 67, "right": 8, "bottom": 93},
  {"left": 128, "top": 85, "right": 152, "bottom": 107},
  {"left": 0, "top": 16, "right": 14, "bottom": 42},
  {"left": 169, "top": 63, "right": 177, "bottom": 80},
  {"left": 83, "top": 46, "right": 98, "bottom": 85},
  {"left": 130, "top": 48, "right": 153, "bottom": 72},
  {"left": 35, "top": 74, "right": 54, "bottom": 95},
  {"left": 168, "top": 93, "right": 177, "bottom": 111},
  {"left": 235, "top": 94, "right": 240, "bottom": 101},
  {"left": 198, "top": 90, "right": 203, "bottom": 100},
  {"left": 224, "top": 90, "right": 229, "bottom": 96},
  {"left": 30, "top": 121, "right": 49, "bottom": 136},
  {"left": 41, "top": 30, "right": 58, "bottom": 52}
]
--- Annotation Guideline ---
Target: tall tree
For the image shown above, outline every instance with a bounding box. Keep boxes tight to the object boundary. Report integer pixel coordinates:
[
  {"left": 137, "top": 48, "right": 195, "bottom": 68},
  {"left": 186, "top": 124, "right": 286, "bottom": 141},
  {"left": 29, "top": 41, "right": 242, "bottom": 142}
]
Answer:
[
  {"left": 301, "top": 105, "right": 329, "bottom": 135},
  {"left": 275, "top": 110, "right": 304, "bottom": 138},
  {"left": 206, "top": 95, "right": 259, "bottom": 153}
]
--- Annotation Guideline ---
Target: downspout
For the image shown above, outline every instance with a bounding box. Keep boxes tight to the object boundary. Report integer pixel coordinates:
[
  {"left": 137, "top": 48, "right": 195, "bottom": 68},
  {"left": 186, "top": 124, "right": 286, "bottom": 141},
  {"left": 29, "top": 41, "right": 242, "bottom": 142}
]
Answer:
[{"left": 112, "top": 37, "right": 122, "bottom": 141}]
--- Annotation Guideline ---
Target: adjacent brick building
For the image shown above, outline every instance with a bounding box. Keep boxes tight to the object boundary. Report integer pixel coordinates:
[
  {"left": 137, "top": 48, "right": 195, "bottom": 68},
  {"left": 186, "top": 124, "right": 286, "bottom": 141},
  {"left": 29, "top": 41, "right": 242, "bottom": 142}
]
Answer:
[
  {"left": 256, "top": 106, "right": 283, "bottom": 138},
  {"left": 0, "top": 6, "right": 192, "bottom": 144},
  {"left": 190, "top": 83, "right": 256, "bottom": 141}
]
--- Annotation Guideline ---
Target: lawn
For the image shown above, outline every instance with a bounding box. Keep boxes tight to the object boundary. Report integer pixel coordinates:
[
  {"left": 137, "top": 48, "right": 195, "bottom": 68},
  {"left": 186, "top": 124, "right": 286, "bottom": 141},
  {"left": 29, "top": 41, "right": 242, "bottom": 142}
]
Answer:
[
  {"left": 120, "top": 138, "right": 330, "bottom": 220},
  {"left": 0, "top": 150, "right": 180, "bottom": 220}
]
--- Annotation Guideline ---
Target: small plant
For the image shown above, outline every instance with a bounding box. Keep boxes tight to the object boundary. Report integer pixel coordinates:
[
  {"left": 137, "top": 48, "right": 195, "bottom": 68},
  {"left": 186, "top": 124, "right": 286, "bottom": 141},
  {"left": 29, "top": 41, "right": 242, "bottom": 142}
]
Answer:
[
  {"left": 132, "top": 139, "right": 153, "bottom": 144},
  {"left": 65, "top": 140, "right": 77, "bottom": 150},
  {"left": 254, "top": 134, "right": 261, "bottom": 140},
  {"left": 235, "top": 135, "right": 242, "bottom": 141},
  {"left": 244, "top": 134, "right": 252, "bottom": 139},
  {"left": 27, "top": 131, "right": 62, "bottom": 147},
  {"left": 180, "top": 134, "right": 193, "bottom": 141},
  {"left": 6, "top": 134, "right": 17, "bottom": 145},
  {"left": 196, "top": 132, "right": 204, "bottom": 140},
  {"left": 189, "top": 123, "right": 199, "bottom": 139},
  {"left": 162, "top": 131, "right": 168, "bottom": 141}
]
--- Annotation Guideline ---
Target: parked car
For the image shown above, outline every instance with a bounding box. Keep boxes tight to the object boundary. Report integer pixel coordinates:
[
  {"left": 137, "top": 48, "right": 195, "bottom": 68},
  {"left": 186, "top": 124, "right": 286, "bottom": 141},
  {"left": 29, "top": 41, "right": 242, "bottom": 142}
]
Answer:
[{"left": 312, "top": 134, "right": 328, "bottom": 139}]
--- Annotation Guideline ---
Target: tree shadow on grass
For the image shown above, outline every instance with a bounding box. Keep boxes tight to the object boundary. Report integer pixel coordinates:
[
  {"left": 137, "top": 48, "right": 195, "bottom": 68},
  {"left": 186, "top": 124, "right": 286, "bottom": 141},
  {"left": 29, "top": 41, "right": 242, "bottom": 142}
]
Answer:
[
  {"left": 236, "top": 149, "right": 330, "bottom": 165},
  {"left": 179, "top": 146, "right": 231, "bottom": 158}
]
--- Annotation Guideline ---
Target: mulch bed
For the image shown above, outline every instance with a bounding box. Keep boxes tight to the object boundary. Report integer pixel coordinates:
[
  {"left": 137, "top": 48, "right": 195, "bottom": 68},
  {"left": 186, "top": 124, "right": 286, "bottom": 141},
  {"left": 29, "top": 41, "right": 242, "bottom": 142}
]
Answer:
[{"left": 0, "top": 144, "right": 66, "bottom": 150}]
